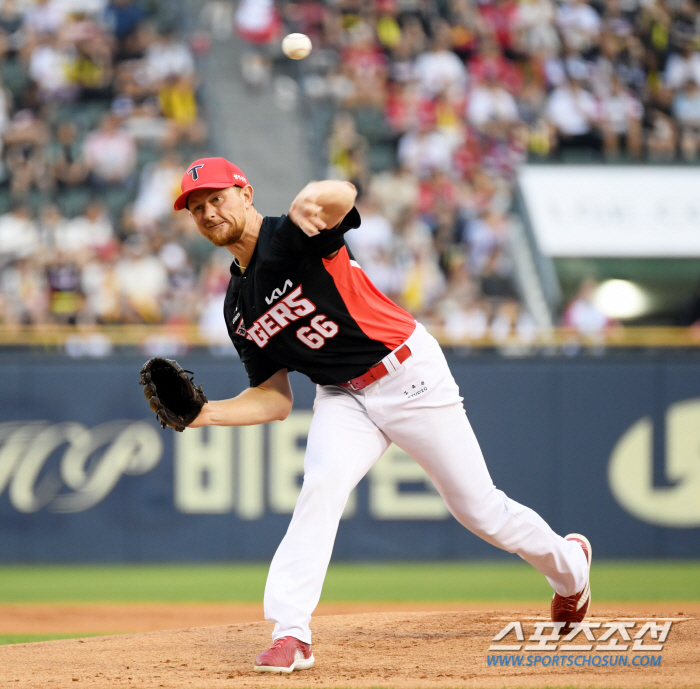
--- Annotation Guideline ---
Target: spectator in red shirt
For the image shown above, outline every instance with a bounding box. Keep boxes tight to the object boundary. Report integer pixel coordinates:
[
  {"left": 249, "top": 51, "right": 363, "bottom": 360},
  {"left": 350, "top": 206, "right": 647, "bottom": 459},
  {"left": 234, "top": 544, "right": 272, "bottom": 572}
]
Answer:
[
  {"left": 469, "top": 37, "right": 523, "bottom": 95},
  {"left": 83, "top": 111, "right": 137, "bottom": 187},
  {"left": 478, "top": 0, "right": 519, "bottom": 55},
  {"left": 341, "top": 21, "right": 389, "bottom": 83}
]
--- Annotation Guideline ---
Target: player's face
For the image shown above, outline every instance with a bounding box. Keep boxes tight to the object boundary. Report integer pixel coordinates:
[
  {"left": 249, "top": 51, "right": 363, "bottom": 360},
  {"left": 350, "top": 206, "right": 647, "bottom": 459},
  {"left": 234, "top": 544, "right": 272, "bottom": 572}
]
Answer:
[{"left": 188, "top": 186, "right": 251, "bottom": 247}]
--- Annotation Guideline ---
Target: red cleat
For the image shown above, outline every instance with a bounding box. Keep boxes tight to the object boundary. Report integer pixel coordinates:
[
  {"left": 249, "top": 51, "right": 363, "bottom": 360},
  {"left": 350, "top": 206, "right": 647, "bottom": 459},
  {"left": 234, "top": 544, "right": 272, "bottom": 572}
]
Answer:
[
  {"left": 551, "top": 533, "right": 592, "bottom": 631},
  {"left": 254, "top": 636, "right": 315, "bottom": 673}
]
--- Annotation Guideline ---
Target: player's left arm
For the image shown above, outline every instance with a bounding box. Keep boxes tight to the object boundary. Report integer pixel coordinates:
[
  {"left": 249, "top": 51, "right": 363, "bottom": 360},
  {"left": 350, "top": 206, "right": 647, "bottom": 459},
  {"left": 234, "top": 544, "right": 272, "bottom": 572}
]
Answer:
[
  {"left": 188, "top": 369, "right": 293, "bottom": 428},
  {"left": 289, "top": 180, "right": 357, "bottom": 237}
]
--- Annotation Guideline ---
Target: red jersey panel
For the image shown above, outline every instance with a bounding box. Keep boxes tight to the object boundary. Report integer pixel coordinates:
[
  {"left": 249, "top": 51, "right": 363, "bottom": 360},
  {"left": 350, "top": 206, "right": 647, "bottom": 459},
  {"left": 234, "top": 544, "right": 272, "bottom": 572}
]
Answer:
[{"left": 322, "top": 246, "right": 416, "bottom": 351}]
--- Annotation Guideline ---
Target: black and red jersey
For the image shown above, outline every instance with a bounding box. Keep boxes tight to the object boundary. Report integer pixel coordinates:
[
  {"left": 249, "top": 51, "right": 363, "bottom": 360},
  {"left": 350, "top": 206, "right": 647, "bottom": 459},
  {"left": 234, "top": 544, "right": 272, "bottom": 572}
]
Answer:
[{"left": 223, "top": 209, "right": 416, "bottom": 387}]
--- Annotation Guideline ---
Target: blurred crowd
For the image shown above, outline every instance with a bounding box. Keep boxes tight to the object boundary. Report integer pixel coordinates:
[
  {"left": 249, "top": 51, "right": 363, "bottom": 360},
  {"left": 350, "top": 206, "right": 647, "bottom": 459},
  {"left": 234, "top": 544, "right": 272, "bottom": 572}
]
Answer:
[
  {"left": 3, "top": 0, "right": 699, "bottom": 351},
  {"left": 266, "top": 0, "right": 700, "bottom": 342},
  {"left": 0, "top": 0, "right": 219, "bottom": 340}
]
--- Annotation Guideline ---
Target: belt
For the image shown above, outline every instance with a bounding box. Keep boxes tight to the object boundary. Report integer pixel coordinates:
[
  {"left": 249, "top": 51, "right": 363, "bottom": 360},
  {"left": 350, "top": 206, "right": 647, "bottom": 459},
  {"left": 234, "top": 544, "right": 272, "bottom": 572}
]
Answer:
[{"left": 339, "top": 344, "right": 411, "bottom": 391}]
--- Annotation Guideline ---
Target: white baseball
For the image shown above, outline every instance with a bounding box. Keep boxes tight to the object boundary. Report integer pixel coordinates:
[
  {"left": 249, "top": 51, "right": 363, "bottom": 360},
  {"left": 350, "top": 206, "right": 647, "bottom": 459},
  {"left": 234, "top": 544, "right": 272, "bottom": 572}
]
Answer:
[{"left": 282, "top": 33, "right": 312, "bottom": 60}]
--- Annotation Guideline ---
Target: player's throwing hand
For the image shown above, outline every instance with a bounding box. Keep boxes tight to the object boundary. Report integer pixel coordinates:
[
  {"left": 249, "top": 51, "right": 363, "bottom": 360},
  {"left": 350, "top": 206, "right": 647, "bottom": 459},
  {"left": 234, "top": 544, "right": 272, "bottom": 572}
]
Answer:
[{"left": 289, "top": 181, "right": 356, "bottom": 236}]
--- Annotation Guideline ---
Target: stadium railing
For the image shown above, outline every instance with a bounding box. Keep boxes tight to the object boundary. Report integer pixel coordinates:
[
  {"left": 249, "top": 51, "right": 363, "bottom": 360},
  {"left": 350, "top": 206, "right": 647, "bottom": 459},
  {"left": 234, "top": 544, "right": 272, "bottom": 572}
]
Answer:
[{"left": 0, "top": 325, "right": 699, "bottom": 350}]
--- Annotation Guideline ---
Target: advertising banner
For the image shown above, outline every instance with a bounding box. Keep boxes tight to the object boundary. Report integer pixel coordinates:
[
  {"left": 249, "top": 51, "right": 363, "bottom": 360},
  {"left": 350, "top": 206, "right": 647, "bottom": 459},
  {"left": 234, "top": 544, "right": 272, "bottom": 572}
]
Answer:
[
  {"left": 0, "top": 354, "right": 699, "bottom": 562},
  {"left": 517, "top": 165, "right": 700, "bottom": 257}
]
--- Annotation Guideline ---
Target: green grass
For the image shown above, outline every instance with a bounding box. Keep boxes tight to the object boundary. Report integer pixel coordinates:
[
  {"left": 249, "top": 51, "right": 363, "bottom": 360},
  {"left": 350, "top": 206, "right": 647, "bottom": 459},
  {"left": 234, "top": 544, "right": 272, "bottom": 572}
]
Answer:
[
  {"left": 0, "top": 561, "right": 698, "bottom": 604},
  {"left": 0, "top": 633, "right": 104, "bottom": 645}
]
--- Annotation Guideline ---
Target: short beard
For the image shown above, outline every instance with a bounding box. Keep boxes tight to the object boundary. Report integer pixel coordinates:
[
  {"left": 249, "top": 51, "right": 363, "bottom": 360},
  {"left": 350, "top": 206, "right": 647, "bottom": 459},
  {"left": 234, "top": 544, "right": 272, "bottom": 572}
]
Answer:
[{"left": 203, "top": 223, "right": 242, "bottom": 247}]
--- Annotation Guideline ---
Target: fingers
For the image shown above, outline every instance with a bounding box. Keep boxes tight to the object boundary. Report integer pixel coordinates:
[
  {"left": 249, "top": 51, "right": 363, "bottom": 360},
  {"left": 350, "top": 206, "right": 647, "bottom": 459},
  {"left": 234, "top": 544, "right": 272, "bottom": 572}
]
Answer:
[
  {"left": 289, "top": 204, "right": 327, "bottom": 236},
  {"left": 308, "top": 213, "right": 326, "bottom": 230},
  {"left": 292, "top": 200, "right": 324, "bottom": 219},
  {"left": 298, "top": 220, "right": 321, "bottom": 237},
  {"left": 304, "top": 201, "right": 323, "bottom": 216},
  {"left": 290, "top": 183, "right": 331, "bottom": 236}
]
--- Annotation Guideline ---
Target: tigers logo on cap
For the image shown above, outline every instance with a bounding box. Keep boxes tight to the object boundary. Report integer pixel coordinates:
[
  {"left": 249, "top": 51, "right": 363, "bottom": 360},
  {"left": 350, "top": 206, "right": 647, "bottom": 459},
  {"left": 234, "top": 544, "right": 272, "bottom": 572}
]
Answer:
[
  {"left": 187, "top": 163, "right": 205, "bottom": 181},
  {"left": 174, "top": 157, "right": 249, "bottom": 211}
]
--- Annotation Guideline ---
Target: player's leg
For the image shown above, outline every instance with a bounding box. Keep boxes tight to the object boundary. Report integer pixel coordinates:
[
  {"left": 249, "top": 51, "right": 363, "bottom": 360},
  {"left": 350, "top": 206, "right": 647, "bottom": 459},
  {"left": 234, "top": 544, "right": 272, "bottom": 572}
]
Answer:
[
  {"left": 263, "top": 384, "right": 390, "bottom": 644},
  {"left": 368, "top": 324, "right": 588, "bottom": 597}
]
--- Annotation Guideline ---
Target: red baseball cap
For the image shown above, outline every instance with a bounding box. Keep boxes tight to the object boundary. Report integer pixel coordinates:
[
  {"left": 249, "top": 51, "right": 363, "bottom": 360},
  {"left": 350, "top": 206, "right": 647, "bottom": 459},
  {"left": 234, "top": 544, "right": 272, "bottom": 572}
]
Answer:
[{"left": 174, "top": 157, "right": 250, "bottom": 211}]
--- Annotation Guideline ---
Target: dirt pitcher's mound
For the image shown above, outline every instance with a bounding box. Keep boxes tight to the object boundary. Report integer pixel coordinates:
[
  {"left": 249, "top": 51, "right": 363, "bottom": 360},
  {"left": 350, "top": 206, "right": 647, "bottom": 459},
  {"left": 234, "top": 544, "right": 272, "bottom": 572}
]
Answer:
[{"left": 0, "top": 609, "right": 697, "bottom": 689}]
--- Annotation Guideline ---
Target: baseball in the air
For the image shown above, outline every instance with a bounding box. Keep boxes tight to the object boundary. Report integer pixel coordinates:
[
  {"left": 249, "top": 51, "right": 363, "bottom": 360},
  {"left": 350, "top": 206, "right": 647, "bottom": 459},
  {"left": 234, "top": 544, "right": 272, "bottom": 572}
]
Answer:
[{"left": 282, "top": 33, "right": 312, "bottom": 60}]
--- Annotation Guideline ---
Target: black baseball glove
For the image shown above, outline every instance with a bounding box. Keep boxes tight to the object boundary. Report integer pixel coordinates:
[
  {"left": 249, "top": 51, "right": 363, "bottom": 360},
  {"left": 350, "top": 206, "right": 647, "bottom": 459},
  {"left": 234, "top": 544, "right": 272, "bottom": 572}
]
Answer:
[{"left": 139, "top": 357, "right": 208, "bottom": 432}]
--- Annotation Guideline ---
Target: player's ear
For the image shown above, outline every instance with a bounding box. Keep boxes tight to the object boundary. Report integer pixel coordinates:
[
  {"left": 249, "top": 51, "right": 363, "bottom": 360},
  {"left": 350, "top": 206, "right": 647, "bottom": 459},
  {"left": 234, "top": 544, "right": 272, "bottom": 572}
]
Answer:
[{"left": 241, "top": 184, "right": 254, "bottom": 208}]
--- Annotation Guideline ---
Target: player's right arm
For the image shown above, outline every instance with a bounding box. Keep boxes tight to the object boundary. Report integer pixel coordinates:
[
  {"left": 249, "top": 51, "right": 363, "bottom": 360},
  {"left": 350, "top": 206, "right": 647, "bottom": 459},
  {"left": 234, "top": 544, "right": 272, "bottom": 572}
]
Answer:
[
  {"left": 188, "top": 369, "right": 293, "bottom": 428},
  {"left": 289, "top": 180, "right": 357, "bottom": 236},
  {"left": 271, "top": 182, "right": 361, "bottom": 260}
]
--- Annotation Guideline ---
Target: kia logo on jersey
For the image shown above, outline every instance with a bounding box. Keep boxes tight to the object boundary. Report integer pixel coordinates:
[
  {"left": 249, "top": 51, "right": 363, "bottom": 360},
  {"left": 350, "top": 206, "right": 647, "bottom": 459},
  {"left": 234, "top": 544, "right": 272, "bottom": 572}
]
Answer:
[{"left": 265, "top": 279, "right": 293, "bottom": 305}]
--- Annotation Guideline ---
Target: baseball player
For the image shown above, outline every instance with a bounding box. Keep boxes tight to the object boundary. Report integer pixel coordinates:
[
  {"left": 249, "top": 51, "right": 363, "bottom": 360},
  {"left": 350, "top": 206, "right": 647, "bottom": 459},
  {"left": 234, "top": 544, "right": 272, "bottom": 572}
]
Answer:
[{"left": 174, "top": 157, "right": 592, "bottom": 673}]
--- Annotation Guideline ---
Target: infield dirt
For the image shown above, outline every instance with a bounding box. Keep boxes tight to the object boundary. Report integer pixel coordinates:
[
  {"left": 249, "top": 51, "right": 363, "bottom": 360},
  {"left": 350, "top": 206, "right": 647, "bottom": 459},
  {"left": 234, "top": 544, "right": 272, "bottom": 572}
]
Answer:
[{"left": 0, "top": 606, "right": 698, "bottom": 689}]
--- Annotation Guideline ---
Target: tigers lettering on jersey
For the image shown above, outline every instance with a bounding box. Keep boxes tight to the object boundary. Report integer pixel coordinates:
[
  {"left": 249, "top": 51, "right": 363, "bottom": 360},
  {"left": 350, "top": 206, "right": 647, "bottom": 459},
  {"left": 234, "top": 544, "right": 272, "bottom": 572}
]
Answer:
[{"left": 246, "top": 285, "right": 316, "bottom": 348}]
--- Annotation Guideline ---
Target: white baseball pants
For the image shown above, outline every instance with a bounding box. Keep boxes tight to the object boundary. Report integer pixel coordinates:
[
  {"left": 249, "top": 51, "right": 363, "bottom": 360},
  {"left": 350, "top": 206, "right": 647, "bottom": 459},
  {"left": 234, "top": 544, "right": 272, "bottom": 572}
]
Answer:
[{"left": 264, "top": 322, "right": 588, "bottom": 644}]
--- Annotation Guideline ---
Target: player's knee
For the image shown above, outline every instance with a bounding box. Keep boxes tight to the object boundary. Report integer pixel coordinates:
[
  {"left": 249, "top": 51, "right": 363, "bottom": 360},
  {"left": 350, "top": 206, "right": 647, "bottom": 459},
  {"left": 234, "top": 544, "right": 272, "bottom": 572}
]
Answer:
[
  {"left": 299, "top": 470, "right": 347, "bottom": 501},
  {"left": 302, "top": 471, "right": 338, "bottom": 495}
]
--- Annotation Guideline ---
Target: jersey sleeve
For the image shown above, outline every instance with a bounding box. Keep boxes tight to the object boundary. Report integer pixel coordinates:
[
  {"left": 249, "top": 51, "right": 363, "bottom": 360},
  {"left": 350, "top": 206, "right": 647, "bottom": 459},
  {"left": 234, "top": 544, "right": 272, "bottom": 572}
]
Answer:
[
  {"left": 233, "top": 335, "right": 287, "bottom": 388},
  {"left": 270, "top": 208, "right": 361, "bottom": 258}
]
